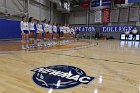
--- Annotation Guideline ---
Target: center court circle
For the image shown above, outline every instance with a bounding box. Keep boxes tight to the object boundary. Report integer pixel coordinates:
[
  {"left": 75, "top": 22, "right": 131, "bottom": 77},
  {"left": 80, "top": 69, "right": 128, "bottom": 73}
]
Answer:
[{"left": 31, "top": 65, "right": 95, "bottom": 89}]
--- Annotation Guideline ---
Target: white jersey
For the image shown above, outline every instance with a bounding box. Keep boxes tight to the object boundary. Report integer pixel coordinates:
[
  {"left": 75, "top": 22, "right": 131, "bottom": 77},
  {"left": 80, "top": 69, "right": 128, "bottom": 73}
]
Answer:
[
  {"left": 60, "top": 26, "right": 64, "bottom": 32},
  {"left": 36, "top": 24, "right": 43, "bottom": 33},
  {"left": 53, "top": 25, "right": 57, "bottom": 33},
  {"left": 28, "top": 22, "right": 35, "bottom": 31},
  {"left": 20, "top": 21, "right": 29, "bottom": 32},
  {"left": 63, "top": 26, "right": 67, "bottom": 33},
  {"left": 66, "top": 27, "right": 71, "bottom": 33},
  {"left": 48, "top": 24, "right": 53, "bottom": 33},
  {"left": 132, "top": 29, "right": 138, "bottom": 34},
  {"left": 44, "top": 23, "right": 49, "bottom": 32}
]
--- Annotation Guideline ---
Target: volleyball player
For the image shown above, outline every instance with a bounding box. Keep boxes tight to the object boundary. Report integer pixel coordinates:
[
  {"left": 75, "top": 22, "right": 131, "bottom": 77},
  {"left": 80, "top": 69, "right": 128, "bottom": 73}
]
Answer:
[
  {"left": 57, "top": 24, "right": 61, "bottom": 45},
  {"left": 43, "top": 19, "right": 49, "bottom": 47},
  {"left": 66, "top": 24, "right": 71, "bottom": 43},
  {"left": 20, "top": 16, "right": 30, "bottom": 50},
  {"left": 36, "top": 20, "right": 44, "bottom": 47},
  {"left": 48, "top": 21, "right": 53, "bottom": 47},
  {"left": 63, "top": 24, "right": 67, "bottom": 44},
  {"left": 57, "top": 24, "right": 60, "bottom": 40},
  {"left": 60, "top": 24, "right": 64, "bottom": 38},
  {"left": 59, "top": 24, "right": 64, "bottom": 45},
  {"left": 52, "top": 22, "right": 58, "bottom": 46},
  {"left": 28, "top": 17, "right": 35, "bottom": 48}
]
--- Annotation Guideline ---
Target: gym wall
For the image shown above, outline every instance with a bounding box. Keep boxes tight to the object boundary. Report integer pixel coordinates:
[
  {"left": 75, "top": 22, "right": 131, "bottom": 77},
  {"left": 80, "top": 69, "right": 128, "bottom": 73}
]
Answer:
[{"left": 0, "top": 0, "right": 64, "bottom": 39}]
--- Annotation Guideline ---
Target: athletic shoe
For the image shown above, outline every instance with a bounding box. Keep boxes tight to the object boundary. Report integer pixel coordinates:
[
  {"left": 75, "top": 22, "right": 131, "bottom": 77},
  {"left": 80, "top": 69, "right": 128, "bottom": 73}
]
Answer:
[
  {"left": 22, "top": 46, "right": 26, "bottom": 50},
  {"left": 30, "top": 45, "right": 33, "bottom": 48},
  {"left": 26, "top": 45, "right": 29, "bottom": 49}
]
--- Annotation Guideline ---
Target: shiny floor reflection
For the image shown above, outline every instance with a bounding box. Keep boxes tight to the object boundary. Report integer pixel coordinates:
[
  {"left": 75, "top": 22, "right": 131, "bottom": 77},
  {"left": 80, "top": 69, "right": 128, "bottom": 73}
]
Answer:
[
  {"left": 0, "top": 40, "right": 140, "bottom": 93},
  {"left": 120, "top": 41, "right": 140, "bottom": 48}
]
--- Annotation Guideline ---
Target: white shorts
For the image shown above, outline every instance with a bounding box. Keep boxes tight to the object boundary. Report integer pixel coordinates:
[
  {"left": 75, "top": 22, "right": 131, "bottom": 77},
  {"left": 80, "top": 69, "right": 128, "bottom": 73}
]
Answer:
[
  {"left": 36, "top": 31, "right": 43, "bottom": 34},
  {"left": 48, "top": 31, "right": 53, "bottom": 33},
  {"left": 63, "top": 31, "right": 67, "bottom": 34}
]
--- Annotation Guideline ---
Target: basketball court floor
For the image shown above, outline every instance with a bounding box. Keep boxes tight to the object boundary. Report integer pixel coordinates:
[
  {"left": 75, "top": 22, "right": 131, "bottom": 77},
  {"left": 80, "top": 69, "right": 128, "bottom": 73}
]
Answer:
[{"left": 0, "top": 40, "right": 140, "bottom": 93}]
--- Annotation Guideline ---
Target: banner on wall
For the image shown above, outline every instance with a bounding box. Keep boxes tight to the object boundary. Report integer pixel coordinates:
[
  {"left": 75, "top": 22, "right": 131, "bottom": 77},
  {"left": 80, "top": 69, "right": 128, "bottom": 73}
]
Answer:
[
  {"left": 102, "top": 0, "right": 112, "bottom": 6},
  {"left": 119, "top": 8, "right": 129, "bottom": 22},
  {"left": 102, "top": 8, "right": 111, "bottom": 23},
  {"left": 74, "top": 26, "right": 96, "bottom": 32},
  {"left": 91, "top": 0, "right": 100, "bottom": 7},
  {"left": 80, "top": 0, "right": 90, "bottom": 9},
  {"left": 101, "top": 26, "right": 136, "bottom": 33},
  {"left": 110, "top": 9, "right": 119, "bottom": 22},
  {"left": 129, "top": 7, "right": 139, "bottom": 22},
  {"left": 114, "top": 0, "right": 125, "bottom": 4},
  {"left": 95, "top": 10, "right": 102, "bottom": 23},
  {"left": 128, "top": 0, "right": 140, "bottom": 3}
]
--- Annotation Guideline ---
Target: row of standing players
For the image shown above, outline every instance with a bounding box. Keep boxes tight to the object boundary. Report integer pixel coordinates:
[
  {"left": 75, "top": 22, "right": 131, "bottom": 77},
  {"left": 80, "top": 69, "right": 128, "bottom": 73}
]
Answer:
[{"left": 20, "top": 16, "right": 77, "bottom": 50}]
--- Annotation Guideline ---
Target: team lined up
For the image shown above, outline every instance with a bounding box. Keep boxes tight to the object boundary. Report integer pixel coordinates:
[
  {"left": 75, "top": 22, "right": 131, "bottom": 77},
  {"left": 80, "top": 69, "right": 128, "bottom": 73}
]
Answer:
[{"left": 20, "top": 16, "right": 76, "bottom": 50}]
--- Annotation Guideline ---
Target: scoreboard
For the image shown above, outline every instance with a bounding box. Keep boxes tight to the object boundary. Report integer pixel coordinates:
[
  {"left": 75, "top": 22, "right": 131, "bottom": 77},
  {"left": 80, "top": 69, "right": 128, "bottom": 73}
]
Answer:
[{"left": 120, "top": 34, "right": 140, "bottom": 41}]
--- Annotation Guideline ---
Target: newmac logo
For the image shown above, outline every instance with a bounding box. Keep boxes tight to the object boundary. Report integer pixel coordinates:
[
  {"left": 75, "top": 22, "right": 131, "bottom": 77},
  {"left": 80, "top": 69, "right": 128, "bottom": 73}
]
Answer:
[{"left": 31, "top": 65, "right": 95, "bottom": 89}]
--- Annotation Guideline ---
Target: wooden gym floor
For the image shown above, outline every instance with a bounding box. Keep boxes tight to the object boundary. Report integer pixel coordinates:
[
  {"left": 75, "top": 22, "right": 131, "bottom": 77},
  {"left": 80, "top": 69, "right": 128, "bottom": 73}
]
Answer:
[{"left": 0, "top": 40, "right": 140, "bottom": 93}]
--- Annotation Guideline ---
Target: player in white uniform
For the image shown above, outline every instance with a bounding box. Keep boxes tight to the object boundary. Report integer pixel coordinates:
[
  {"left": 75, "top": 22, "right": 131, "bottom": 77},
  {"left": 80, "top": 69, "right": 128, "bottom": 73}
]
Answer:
[
  {"left": 47, "top": 21, "right": 53, "bottom": 46},
  {"left": 59, "top": 24, "right": 64, "bottom": 45},
  {"left": 52, "top": 22, "right": 58, "bottom": 45},
  {"left": 66, "top": 24, "right": 71, "bottom": 43},
  {"left": 60, "top": 24, "right": 64, "bottom": 38},
  {"left": 63, "top": 24, "right": 67, "bottom": 35},
  {"left": 36, "top": 20, "right": 44, "bottom": 47},
  {"left": 67, "top": 24, "right": 71, "bottom": 35},
  {"left": 63, "top": 24, "right": 67, "bottom": 44},
  {"left": 20, "top": 16, "right": 30, "bottom": 50},
  {"left": 28, "top": 17, "right": 35, "bottom": 48},
  {"left": 43, "top": 19, "right": 49, "bottom": 47}
]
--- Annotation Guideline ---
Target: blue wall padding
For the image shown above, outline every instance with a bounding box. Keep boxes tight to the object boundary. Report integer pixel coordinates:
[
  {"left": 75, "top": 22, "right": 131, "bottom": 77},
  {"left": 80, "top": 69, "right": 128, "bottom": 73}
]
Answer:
[{"left": 0, "top": 19, "right": 21, "bottom": 39}]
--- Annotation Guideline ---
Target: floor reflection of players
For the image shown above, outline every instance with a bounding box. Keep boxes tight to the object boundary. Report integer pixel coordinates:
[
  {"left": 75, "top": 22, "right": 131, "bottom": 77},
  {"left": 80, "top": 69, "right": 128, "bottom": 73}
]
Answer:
[
  {"left": 125, "top": 41, "right": 128, "bottom": 47},
  {"left": 125, "top": 31, "right": 130, "bottom": 40},
  {"left": 121, "top": 41, "right": 140, "bottom": 48},
  {"left": 128, "top": 41, "right": 132, "bottom": 47},
  {"left": 132, "top": 27, "right": 138, "bottom": 41},
  {"left": 120, "top": 41, "right": 125, "bottom": 47},
  {"left": 133, "top": 41, "right": 139, "bottom": 48}
]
